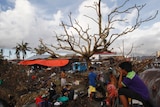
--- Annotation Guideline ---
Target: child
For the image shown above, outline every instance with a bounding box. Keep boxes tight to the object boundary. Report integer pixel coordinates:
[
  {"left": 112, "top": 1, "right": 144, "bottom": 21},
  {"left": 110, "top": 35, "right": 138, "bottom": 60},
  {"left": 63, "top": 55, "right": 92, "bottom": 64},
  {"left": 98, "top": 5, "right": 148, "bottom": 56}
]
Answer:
[
  {"left": 105, "top": 82, "right": 118, "bottom": 106},
  {"left": 105, "top": 70, "right": 118, "bottom": 106}
]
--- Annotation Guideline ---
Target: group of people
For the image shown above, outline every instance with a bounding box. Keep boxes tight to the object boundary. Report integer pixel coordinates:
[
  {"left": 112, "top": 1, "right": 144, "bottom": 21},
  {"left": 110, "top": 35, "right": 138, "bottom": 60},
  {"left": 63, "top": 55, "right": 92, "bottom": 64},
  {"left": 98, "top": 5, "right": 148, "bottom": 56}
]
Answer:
[
  {"left": 34, "top": 61, "right": 154, "bottom": 107},
  {"left": 35, "top": 70, "right": 75, "bottom": 107},
  {"left": 88, "top": 61, "right": 154, "bottom": 107},
  {"left": 35, "top": 82, "right": 57, "bottom": 107}
]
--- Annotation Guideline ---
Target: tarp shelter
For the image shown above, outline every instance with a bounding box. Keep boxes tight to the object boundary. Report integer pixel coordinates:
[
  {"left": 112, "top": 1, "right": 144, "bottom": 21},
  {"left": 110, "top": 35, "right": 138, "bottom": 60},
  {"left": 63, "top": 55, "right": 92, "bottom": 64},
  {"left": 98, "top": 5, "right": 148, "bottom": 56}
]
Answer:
[{"left": 19, "top": 59, "right": 69, "bottom": 67}]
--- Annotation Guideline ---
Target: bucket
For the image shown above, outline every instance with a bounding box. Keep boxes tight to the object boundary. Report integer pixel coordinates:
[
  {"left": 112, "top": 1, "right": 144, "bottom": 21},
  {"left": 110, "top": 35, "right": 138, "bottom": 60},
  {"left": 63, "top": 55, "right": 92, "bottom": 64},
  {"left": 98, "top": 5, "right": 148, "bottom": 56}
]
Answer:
[{"left": 57, "top": 96, "right": 69, "bottom": 103}]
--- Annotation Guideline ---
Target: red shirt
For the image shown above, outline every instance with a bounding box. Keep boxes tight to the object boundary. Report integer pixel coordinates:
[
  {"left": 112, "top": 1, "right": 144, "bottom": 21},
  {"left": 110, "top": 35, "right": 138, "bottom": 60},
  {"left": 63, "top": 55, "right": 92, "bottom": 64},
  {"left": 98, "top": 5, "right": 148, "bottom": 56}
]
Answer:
[{"left": 35, "top": 96, "right": 43, "bottom": 105}]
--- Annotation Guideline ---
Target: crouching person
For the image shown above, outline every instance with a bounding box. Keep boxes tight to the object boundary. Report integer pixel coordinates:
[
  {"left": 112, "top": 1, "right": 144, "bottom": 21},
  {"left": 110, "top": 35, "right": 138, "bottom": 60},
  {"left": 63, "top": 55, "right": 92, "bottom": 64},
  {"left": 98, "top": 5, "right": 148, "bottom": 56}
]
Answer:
[{"left": 117, "top": 61, "right": 154, "bottom": 107}]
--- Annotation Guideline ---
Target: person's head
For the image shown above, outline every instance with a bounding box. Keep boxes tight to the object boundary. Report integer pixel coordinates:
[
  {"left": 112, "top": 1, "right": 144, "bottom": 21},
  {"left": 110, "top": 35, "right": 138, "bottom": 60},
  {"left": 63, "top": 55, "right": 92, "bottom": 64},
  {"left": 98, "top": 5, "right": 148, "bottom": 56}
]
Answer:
[
  {"left": 105, "top": 80, "right": 110, "bottom": 85},
  {"left": 108, "top": 67, "right": 113, "bottom": 75},
  {"left": 119, "top": 61, "right": 132, "bottom": 73},
  {"left": 89, "top": 66, "right": 94, "bottom": 71},
  {"left": 66, "top": 83, "right": 72, "bottom": 89}
]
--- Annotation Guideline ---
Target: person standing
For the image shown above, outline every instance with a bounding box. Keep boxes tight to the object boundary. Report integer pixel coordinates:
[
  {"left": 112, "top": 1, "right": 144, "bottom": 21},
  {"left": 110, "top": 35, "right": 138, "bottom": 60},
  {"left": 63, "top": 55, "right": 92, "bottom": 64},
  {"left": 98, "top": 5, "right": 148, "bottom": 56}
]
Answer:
[
  {"left": 88, "top": 66, "right": 97, "bottom": 101},
  {"left": 61, "top": 70, "right": 67, "bottom": 87},
  {"left": 117, "top": 61, "right": 154, "bottom": 107}
]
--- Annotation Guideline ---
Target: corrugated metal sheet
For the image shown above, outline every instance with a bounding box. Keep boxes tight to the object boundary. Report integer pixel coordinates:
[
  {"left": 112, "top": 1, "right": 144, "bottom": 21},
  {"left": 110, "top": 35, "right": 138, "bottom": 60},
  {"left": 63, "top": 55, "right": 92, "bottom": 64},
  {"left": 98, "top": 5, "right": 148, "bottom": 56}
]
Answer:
[{"left": 26, "top": 55, "right": 51, "bottom": 60}]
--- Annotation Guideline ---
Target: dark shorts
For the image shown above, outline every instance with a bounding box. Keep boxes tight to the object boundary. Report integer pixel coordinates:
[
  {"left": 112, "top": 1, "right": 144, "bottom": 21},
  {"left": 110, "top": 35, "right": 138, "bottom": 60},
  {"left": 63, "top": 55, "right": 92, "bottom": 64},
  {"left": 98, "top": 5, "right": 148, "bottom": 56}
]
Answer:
[
  {"left": 118, "top": 87, "right": 154, "bottom": 107},
  {"left": 118, "top": 87, "right": 143, "bottom": 101}
]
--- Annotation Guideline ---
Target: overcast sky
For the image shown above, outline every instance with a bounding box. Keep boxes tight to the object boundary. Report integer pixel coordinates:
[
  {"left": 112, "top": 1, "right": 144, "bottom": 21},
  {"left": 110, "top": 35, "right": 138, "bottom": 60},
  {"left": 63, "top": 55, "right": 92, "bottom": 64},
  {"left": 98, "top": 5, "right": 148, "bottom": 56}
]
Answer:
[{"left": 0, "top": 0, "right": 160, "bottom": 59}]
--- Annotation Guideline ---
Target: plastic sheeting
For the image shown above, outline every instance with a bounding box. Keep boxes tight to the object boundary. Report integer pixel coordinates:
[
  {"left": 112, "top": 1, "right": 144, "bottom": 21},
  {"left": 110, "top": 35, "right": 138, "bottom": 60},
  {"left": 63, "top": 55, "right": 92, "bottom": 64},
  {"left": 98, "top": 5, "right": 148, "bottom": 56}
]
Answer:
[
  {"left": 19, "top": 59, "right": 69, "bottom": 67},
  {"left": 140, "top": 68, "right": 160, "bottom": 107}
]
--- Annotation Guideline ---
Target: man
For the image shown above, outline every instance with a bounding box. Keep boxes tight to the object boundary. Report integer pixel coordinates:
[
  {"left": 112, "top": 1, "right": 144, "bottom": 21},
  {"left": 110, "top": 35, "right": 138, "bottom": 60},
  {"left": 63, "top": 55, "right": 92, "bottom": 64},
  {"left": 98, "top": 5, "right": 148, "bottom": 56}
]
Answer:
[
  {"left": 117, "top": 61, "right": 153, "bottom": 107},
  {"left": 61, "top": 70, "right": 67, "bottom": 87},
  {"left": 88, "top": 66, "right": 97, "bottom": 101}
]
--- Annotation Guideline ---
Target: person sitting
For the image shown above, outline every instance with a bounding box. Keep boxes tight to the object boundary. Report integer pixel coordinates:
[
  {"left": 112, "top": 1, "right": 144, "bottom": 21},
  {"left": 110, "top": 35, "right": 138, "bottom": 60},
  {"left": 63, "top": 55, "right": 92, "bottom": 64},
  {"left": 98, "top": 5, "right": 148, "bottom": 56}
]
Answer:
[
  {"left": 117, "top": 61, "right": 154, "bottom": 107},
  {"left": 48, "top": 82, "right": 59, "bottom": 102},
  {"left": 35, "top": 94, "right": 43, "bottom": 107},
  {"left": 61, "top": 83, "right": 74, "bottom": 100},
  {"left": 37, "top": 94, "right": 52, "bottom": 107}
]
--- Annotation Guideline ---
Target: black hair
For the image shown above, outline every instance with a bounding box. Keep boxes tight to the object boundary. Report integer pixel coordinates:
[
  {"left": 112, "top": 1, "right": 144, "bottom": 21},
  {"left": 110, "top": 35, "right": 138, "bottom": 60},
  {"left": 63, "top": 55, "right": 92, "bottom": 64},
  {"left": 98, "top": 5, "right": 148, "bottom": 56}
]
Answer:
[
  {"left": 89, "top": 66, "right": 95, "bottom": 70},
  {"left": 108, "top": 67, "right": 113, "bottom": 74},
  {"left": 119, "top": 61, "right": 132, "bottom": 72}
]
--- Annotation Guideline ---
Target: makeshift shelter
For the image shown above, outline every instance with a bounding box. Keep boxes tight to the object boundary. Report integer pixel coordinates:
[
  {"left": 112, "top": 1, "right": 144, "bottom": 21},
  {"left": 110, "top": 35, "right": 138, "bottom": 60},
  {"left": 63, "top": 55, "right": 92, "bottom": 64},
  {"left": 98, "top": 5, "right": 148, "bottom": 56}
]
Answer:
[{"left": 19, "top": 59, "right": 69, "bottom": 67}]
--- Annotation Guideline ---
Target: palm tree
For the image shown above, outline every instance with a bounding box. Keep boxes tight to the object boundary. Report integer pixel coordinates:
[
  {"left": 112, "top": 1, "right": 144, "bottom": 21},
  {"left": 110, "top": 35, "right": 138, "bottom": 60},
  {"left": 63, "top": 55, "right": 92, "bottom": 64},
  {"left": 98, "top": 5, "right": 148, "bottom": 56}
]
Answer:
[
  {"left": 13, "top": 45, "right": 21, "bottom": 59},
  {"left": 20, "top": 41, "right": 31, "bottom": 60},
  {"left": 14, "top": 41, "right": 31, "bottom": 60},
  {"left": 0, "top": 49, "right": 4, "bottom": 59}
]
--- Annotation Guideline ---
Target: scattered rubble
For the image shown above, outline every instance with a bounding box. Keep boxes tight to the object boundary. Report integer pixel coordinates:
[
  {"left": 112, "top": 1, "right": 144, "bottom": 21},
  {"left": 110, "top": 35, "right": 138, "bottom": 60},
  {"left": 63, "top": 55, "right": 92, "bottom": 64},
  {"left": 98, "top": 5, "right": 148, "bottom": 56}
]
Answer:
[{"left": 0, "top": 58, "right": 155, "bottom": 107}]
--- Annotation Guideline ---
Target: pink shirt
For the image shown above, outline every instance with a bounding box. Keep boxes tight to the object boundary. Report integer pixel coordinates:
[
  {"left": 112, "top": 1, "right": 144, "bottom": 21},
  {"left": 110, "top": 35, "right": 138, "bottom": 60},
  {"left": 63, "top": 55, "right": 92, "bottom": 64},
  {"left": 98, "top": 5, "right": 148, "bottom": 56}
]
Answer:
[{"left": 107, "top": 83, "right": 118, "bottom": 98}]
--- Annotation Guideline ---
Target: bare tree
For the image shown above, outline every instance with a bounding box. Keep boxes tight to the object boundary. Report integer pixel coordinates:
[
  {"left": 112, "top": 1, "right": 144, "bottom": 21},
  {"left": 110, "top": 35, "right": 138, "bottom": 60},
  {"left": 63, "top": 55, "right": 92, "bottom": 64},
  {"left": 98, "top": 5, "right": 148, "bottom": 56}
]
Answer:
[
  {"left": 33, "top": 45, "right": 47, "bottom": 55},
  {"left": 40, "top": 0, "right": 158, "bottom": 66}
]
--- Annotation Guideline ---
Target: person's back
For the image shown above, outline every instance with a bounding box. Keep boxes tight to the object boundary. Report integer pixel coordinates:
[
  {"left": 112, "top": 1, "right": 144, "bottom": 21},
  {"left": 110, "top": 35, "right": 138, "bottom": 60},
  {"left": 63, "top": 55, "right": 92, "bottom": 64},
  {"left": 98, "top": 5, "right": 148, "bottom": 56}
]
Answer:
[
  {"left": 88, "top": 71, "right": 97, "bottom": 87},
  {"left": 88, "top": 67, "right": 97, "bottom": 101}
]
